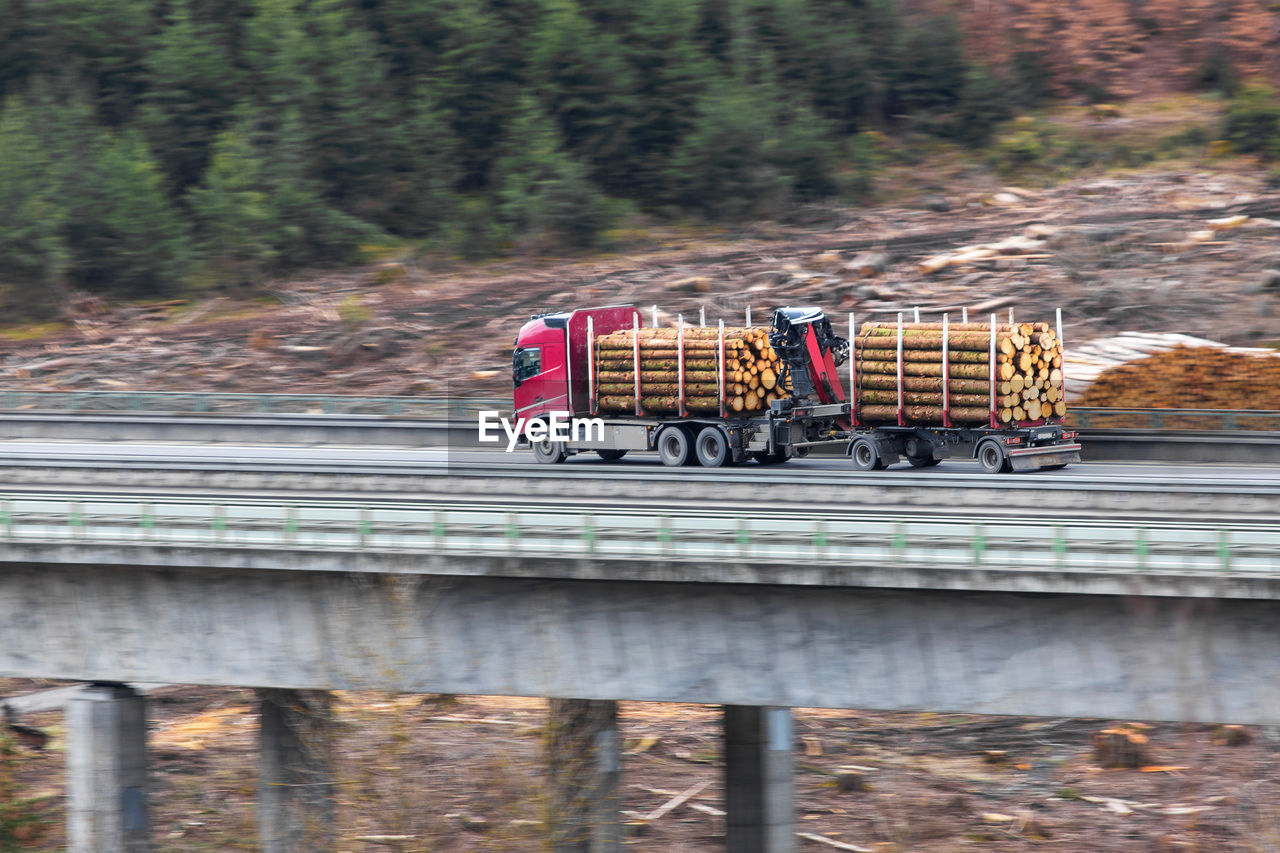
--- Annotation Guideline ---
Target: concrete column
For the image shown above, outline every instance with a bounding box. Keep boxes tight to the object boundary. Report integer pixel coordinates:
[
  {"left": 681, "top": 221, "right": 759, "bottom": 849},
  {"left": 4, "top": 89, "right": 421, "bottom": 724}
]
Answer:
[
  {"left": 257, "top": 689, "right": 335, "bottom": 853},
  {"left": 545, "top": 698, "right": 621, "bottom": 852},
  {"left": 65, "top": 683, "right": 150, "bottom": 853},
  {"left": 723, "top": 705, "right": 795, "bottom": 853}
]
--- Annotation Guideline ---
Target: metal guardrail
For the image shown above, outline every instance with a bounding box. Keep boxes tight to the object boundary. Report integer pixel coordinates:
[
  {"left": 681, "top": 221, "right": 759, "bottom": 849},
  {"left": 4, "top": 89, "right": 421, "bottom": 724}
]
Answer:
[
  {"left": 1070, "top": 407, "right": 1280, "bottom": 431},
  {"left": 0, "top": 390, "right": 1272, "bottom": 432},
  {"left": 0, "top": 391, "right": 507, "bottom": 420},
  {"left": 1, "top": 496, "right": 1275, "bottom": 578}
]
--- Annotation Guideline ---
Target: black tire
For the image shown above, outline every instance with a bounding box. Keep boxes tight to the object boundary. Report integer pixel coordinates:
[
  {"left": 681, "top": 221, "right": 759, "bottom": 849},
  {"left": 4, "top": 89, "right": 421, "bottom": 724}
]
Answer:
[
  {"left": 850, "top": 438, "right": 883, "bottom": 472},
  {"left": 596, "top": 449, "right": 627, "bottom": 461},
  {"left": 1042, "top": 463, "right": 1068, "bottom": 471},
  {"left": 750, "top": 449, "right": 789, "bottom": 465},
  {"left": 977, "top": 440, "right": 1007, "bottom": 474},
  {"left": 532, "top": 434, "right": 567, "bottom": 464},
  {"left": 908, "top": 455, "right": 941, "bottom": 468},
  {"left": 656, "top": 427, "right": 691, "bottom": 467},
  {"left": 694, "top": 426, "right": 730, "bottom": 468}
]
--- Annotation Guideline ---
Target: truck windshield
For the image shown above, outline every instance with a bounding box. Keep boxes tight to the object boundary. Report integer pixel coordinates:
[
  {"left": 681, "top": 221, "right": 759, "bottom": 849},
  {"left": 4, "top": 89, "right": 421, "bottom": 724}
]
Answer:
[{"left": 513, "top": 346, "right": 541, "bottom": 385}]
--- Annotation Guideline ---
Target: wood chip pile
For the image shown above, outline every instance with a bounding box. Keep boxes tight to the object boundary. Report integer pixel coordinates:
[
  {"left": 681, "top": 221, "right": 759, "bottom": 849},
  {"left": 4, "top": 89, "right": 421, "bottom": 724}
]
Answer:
[
  {"left": 855, "top": 321, "right": 1066, "bottom": 426},
  {"left": 594, "top": 327, "right": 791, "bottom": 416}
]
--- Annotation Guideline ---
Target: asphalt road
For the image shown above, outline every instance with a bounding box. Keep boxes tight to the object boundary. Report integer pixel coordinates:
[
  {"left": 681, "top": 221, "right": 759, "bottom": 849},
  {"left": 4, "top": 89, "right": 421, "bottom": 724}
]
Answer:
[{"left": 0, "top": 439, "right": 1275, "bottom": 484}]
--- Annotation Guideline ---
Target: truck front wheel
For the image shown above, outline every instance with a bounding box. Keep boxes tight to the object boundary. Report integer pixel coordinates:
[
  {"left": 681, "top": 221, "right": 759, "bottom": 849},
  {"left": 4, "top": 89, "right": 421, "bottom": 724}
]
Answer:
[
  {"left": 532, "top": 435, "right": 567, "bottom": 464},
  {"left": 694, "top": 427, "right": 729, "bottom": 467},
  {"left": 657, "top": 427, "right": 692, "bottom": 467}
]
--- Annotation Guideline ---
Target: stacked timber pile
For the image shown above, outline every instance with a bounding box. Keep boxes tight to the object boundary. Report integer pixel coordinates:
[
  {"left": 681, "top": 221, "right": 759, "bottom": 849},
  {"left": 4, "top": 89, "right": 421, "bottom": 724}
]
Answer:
[
  {"left": 856, "top": 321, "right": 1066, "bottom": 425},
  {"left": 595, "top": 327, "right": 791, "bottom": 416},
  {"left": 1075, "top": 347, "right": 1280, "bottom": 429}
]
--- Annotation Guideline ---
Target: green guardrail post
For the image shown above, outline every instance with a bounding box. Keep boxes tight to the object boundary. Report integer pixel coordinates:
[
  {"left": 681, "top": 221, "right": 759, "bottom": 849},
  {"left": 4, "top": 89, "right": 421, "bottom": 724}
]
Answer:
[
  {"left": 735, "top": 518, "right": 750, "bottom": 558},
  {"left": 212, "top": 506, "right": 227, "bottom": 540},
  {"left": 658, "top": 515, "right": 673, "bottom": 556},
  {"left": 140, "top": 504, "right": 155, "bottom": 539},
  {"left": 812, "top": 520, "right": 827, "bottom": 552},
  {"left": 432, "top": 510, "right": 445, "bottom": 546},
  {"left": 892, "top": 523, "right": 907, "bottom": 562},
  {"left": 506, "top": 512, "right": 520, "bottom": 551},
  {"left": 358, "top": 509, "right": 372, "bottom": 548},
  {"left": 1217, "top": 530, "right": 1231, "bottom": 572},
  {"left": 1134, "top": 527, "right": 1149, "bottom": 571},
  {"left": 582, "top": 512, "right": 596, "bottom": 555},
  {"left": 1, "top": 501, "right": 10, "bottom": 538},
  {"left": 972, "top": 525, "right": 986, "bottom": 566},
  {"left": 69, "top": 502, "right": 84, "bottom": 537},
  {"left": 284, "top": 507, "right": 299, "bottom": 542},
  {"left": 1053, "top": 526, "right": 1067, "bottom": 570}
]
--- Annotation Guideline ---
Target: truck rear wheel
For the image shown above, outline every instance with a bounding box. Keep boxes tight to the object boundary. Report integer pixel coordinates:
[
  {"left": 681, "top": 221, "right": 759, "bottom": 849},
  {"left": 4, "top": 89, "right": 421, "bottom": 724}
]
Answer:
[
  {"left": 908, "top": 455, "right": 941, "bottom": 468},
  {"left": 657, "top": 427, "right": 691, "bottom": 467},
  {"left": 850, "top": 438, "right": 884, "bottom": 471},
  {"left": 596, "top": 449, "right": 627, "bottom": 461},
  {"left": 694, "top": 427, "right": 729, "bottom": 467},
  {"left": 977, "top": 440, "right": 1009, "bottom": 474},
  {"left": 532, "top": 436, "right": 567, "bottom": 464}
]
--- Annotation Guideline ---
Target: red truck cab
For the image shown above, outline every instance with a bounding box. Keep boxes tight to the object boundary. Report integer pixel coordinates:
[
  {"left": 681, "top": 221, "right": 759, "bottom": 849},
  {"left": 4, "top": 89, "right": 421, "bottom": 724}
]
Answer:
[{"left": 513, "top": 306, "right": 639, "bottom": 423}]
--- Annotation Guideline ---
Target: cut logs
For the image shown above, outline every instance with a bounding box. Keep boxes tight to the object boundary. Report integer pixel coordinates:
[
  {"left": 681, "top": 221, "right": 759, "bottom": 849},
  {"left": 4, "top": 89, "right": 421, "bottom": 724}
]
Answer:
[
  {"left": 854, "top": 320, "right": 1066, "bottom": 426},
  {"left": 1075, "top": 347, "right": 1280, "bottom": 430},
  {"left": 594, "top": 326, "right": 791, "bottom": 416}
]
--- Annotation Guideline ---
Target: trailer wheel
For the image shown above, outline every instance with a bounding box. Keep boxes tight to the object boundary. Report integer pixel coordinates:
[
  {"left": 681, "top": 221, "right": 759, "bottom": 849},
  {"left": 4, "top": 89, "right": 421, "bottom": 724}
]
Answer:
[
  {"left": 850, "top": 438, "right": 884, "bottom": 472},
  {"left": 977, "top": 440, "right": 1009, "bottom": 474},
  {"left": 694, "top": 427, "right": 730, "bottom": 468},
  {"left": 596, "top": 449, "right": 627, "bottom": 461},
  {"left": 532, "top": 435, "right": 567, "bottom": 464},
  {"left": 657, "top": 427, "right": 691, "bottom": 467},
  {"left": 907, "top": 455, "right": 941, "bottom": 468}
]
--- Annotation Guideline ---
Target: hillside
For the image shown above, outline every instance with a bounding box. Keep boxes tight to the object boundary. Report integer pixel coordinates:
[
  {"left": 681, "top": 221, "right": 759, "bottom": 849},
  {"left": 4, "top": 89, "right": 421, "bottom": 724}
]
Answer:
[{"left": 1, "top": 164, "right": 1276, "bottom": 402}]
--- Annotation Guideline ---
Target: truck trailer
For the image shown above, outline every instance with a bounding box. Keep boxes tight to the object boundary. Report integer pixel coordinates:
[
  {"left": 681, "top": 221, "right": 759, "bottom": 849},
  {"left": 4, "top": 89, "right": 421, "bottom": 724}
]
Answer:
[{"left": 510, "top": 304, "right": 1081, "bottom": 473}]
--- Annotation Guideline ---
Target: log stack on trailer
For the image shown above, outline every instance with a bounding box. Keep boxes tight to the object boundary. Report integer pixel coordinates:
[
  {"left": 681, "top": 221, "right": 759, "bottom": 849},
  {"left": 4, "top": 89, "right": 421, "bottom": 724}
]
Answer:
[
  {"left": 854, "top": 318, "right": 1066, "bottom": 427},
  {"left": 593, "top": 325, "right": 792, "bottom": 416}
]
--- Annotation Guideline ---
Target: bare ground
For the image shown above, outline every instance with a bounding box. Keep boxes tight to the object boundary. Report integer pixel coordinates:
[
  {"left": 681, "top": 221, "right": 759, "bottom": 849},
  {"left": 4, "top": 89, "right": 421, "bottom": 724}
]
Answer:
[{"left": 5, "top": 679, "right": 1280, "bottom": 852}]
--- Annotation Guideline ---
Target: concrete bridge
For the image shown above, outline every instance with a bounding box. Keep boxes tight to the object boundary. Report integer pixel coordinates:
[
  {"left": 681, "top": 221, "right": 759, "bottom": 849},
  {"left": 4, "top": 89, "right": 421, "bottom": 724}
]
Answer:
[{"left": 2, "top": 493, "right": 1279, "bottom": 851}]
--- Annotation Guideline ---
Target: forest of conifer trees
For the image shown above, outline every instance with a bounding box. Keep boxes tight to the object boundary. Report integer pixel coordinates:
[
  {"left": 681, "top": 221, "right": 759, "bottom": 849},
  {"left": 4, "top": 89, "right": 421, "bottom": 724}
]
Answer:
[{"left": 0, "top": 0, "right": 1276, "bottom": 312}]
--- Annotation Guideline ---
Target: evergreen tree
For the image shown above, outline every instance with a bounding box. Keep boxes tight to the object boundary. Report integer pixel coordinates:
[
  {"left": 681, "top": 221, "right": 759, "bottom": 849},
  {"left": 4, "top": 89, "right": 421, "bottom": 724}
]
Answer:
[
  {"left": 529, "top": 0, "right": 633, "bottom": 192},
  {"left": 667, "top": 83, "right": 786, "bottom": 219},
  {"left": 0, "top": 97, "right": 68, "bottom": 314},
  {"left": 615, "top": 0, "right": 708, "bottom": 202},
  {"left": 186, "top": 123, "right": 276, "bottom": 286},
  {"left": 63, "top": 127, "right": 188, "bottom": 296},
  {"left": 889, "top": 16, "right": 966, "bottom": 118},
  {"left": 492, "top": 95, "right": 612, "bottom": 249},
  {"left": 26, "top": 0, "right": 154, "bottom": 127},
  {"left": 138, "top": 0, "right": 242, "bottom": 193},
  {"left": 381, "top": 85, "right": 462, "bottom": 237}
]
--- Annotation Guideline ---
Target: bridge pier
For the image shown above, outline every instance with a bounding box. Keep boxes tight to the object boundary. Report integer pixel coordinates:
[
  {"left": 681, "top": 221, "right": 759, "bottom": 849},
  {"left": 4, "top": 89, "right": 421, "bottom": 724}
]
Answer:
[
  {"left": 257, "top": 688, "right": 336, "bottom": 853},
  {"left": 65, "top": 683, "right": 150, "bottom": 853},
  {"left": 724, "top": 706, "right": 795, "bottom": 853},
  {"left": 545, "top": 698, "right": 622, "bottom": 852}
]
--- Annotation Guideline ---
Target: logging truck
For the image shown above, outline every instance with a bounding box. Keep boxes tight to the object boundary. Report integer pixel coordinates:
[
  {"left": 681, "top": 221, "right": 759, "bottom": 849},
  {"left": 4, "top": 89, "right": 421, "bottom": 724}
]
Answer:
[{"left": 509, "top": 305, "right": 1081, "bottom": 473}]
